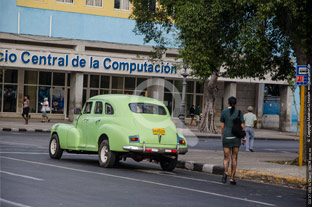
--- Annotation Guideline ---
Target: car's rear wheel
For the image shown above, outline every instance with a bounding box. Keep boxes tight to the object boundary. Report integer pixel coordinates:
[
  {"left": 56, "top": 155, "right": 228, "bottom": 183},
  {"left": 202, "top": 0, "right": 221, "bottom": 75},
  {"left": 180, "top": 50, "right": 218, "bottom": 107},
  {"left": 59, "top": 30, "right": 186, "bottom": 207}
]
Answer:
[
  {"left": 49, "top": 134, "right": 63, "bottom": 159},
  {"left": 98, "top": 140, "right": 116, "bottom": 168},
  {"left": 160, "top": 156, "right": 177, "bottom": 171}
]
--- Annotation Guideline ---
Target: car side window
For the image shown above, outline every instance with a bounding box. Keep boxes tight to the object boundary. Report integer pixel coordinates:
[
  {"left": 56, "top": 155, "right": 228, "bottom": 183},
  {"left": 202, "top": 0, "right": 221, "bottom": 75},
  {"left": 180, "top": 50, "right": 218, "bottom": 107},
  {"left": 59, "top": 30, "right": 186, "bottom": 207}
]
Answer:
[
  {"left": 83, "top": 102, "right": 93, "bottom": 114},
  {"left": 94, "top": 101, "right": 103, "bottom": 114},
  {"left": 105, "top": 103, "right": 114, "bottom": 115}
]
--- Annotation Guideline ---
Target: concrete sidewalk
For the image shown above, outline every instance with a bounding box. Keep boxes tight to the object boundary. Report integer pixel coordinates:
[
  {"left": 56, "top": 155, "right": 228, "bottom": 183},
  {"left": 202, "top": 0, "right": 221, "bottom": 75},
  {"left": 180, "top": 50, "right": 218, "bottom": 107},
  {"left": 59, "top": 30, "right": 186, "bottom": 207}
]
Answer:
[
  {"left": 180, "top": 125, "right": 299, "bottom": 141},
  {"left": 0, "top": 117, "right": 71, "bottom": 132},
  {"left": 177, "top": 148, "right": 306, "bottom": 189},
  {"left": 0, "top": 117, "right": 305, "bottom": 188}
]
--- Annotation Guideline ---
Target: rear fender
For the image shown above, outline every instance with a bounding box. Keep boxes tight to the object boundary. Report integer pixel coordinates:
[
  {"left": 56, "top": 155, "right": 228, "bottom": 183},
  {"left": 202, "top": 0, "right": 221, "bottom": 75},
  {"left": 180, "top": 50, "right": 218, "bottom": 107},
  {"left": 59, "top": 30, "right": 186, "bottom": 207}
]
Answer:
[{"left": 97, "top": 124, "right": 136, "bottom": 152}]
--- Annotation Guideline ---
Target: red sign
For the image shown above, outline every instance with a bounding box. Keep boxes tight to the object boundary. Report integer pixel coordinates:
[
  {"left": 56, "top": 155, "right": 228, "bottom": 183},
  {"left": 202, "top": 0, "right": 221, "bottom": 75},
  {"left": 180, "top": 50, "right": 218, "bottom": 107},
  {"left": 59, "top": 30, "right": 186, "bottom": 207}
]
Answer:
[{"left": 296, "top": 76, "right": 304, "bottom": 82}]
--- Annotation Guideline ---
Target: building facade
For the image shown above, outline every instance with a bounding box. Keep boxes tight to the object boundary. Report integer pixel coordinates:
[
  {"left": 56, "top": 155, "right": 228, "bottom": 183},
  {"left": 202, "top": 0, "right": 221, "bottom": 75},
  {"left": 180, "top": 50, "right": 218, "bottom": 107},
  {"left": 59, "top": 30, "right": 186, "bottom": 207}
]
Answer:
[{"left": 0, "top": 0, "right": 296, "bottom": 131}]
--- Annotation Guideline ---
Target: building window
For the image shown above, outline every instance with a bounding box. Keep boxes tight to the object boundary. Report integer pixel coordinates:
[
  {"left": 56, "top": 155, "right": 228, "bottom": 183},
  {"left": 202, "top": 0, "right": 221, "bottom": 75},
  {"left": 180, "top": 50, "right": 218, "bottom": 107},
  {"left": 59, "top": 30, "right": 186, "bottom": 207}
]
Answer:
[
  {"left": 23, "top": 70, "right": 68, "bottom": 115},
  {"left": 0, "top": 69, "right": 18, "bottom": 113},
  {"left": 86, "top": 0, "right": 102, "bottom": 7},
  {"left": 114, "top": 0, "right": 129, "bottom": 10},
  {"left": 56, "top": 0, "right": 74, "bottom": 3}
]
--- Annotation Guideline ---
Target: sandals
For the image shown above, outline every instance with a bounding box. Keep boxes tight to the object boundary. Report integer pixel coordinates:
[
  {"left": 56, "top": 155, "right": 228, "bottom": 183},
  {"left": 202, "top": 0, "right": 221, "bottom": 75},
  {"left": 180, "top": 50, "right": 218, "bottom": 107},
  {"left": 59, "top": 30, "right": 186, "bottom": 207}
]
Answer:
[
  {"left": 230, "top": 179, "right": 237, "bottom": 185},
  {"left": 222, "top": 172, "right": 237, "bottom": 185},
  {"left": 221, "top": 173, "right": 227, "bottom": 183}
]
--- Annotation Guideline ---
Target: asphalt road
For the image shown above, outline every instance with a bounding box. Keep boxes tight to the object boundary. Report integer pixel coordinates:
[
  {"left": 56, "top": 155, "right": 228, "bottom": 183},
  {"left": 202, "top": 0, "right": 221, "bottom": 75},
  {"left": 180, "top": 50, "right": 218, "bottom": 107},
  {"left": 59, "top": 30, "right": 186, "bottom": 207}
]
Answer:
[
  {"left": 0, "top": 131, "right": 305, "bottom": 207},
  {"left": 186, "top": 138, "right": 299, "bottom": 153}
]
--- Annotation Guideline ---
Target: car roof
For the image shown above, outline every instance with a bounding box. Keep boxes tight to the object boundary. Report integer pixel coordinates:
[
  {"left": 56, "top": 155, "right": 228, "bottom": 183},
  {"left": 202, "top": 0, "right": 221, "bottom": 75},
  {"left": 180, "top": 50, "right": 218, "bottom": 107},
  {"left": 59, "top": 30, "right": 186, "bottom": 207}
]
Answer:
[{"left": 89, "top": 94, "right": 165, "bottom": 106}]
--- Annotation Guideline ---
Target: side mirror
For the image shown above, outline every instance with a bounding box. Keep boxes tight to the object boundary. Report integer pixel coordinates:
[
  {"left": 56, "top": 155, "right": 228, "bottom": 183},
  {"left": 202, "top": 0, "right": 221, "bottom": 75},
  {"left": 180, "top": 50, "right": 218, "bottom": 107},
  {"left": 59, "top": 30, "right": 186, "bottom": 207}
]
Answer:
[{"left": 74, "top": 108, "right": 81, "bottom": 115}]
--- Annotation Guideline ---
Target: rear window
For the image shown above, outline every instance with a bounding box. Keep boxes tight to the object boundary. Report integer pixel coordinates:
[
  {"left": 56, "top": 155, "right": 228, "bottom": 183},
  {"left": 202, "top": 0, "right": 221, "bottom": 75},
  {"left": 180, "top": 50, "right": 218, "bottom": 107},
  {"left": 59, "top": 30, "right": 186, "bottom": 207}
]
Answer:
[{"left": 129, "top": 103, "right": 167, "bottom": 115}]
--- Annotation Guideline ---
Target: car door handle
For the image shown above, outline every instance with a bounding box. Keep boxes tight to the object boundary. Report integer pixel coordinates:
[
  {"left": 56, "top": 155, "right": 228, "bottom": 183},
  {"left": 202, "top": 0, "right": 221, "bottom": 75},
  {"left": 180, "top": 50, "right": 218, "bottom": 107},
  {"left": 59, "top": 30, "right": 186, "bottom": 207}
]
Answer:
[
  {"left": 96, "top": 119, "right": 101, "bottom": 124},
  {"left": 83, "top": 118, "right": 89, "bottom": 121}
]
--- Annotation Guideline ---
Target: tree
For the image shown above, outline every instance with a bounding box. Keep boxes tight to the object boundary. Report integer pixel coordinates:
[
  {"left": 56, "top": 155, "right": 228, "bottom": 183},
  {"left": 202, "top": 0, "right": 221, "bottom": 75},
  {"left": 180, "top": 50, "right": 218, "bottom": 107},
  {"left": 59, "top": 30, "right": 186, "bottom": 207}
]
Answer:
[{"left": 130, "top": 0, "right": 311, "bottom": 134}]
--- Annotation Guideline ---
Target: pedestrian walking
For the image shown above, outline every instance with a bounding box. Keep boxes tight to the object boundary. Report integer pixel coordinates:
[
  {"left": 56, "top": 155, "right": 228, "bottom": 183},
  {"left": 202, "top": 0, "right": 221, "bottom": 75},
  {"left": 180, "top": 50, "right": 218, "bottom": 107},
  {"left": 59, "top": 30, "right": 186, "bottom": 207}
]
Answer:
[
  {"left": 41, "top": 97, "right": 51, "bottom": 123},
  {"left": 189, "top": 105, "right": 195, "bottom": 126},
  {"left": 194, "top": 105, "right": 201, "bottom": 126},
  {"left": 220, "top": 96, "right": 246, "bottom": 185},
  {"left": 22, "top": 95, "right": 30, "bottom": 125},
  {"left": 244, "top": 106, "right": 257, "bottom": 152}
]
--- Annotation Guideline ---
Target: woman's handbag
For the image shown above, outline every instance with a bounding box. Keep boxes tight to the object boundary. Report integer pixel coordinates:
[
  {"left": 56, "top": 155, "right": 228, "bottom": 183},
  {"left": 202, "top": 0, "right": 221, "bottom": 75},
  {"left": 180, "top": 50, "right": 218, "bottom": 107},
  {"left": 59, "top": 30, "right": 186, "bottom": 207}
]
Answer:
[{"left": 232, "top": 110, "right": 246, "bottom": 138}]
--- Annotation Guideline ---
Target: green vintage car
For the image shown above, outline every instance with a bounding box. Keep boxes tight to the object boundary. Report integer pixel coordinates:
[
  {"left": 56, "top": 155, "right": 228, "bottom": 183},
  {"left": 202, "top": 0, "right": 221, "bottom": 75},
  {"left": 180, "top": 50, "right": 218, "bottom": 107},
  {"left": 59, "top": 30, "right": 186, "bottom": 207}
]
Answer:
[{"left": 49, "top": 94, "right": 187, "bottom": 171}]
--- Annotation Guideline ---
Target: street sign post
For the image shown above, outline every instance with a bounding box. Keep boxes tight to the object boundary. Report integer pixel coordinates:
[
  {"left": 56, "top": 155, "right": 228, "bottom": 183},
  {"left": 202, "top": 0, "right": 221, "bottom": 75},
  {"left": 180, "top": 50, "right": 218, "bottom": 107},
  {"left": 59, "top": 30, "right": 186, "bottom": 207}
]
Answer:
[{"left": 296, "top": 65, "right": 310, "bottom": 166}]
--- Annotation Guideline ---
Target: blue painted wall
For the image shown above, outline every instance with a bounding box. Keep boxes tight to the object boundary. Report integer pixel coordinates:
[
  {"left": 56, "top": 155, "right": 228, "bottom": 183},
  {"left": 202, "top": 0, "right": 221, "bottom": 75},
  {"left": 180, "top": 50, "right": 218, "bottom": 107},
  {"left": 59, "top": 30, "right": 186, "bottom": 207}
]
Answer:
[
  {"left": 0, "top": 0, "right": 177, "bottom": 46},
  {"left": 291, "top": 86, "right": 300, "bottom": 132},
  {"left": 263, "top": 102, "right": 280, "bottom": 115}
]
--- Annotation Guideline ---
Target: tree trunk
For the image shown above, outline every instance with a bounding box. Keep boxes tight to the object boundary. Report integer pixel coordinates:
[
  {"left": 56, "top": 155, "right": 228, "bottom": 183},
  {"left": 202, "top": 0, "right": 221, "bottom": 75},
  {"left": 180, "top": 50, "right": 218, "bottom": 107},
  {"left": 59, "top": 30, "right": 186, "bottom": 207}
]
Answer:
[{"left": 199, "top": 72, "right": 218, "bottom": 133}]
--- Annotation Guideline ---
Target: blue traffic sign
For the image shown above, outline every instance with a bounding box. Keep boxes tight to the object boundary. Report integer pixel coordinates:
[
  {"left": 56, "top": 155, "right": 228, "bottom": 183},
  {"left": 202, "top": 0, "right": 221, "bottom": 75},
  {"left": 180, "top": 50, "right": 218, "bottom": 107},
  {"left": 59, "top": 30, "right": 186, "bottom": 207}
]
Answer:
[{"left": 296, "top": 65, "right": 310, "bottom": 86}]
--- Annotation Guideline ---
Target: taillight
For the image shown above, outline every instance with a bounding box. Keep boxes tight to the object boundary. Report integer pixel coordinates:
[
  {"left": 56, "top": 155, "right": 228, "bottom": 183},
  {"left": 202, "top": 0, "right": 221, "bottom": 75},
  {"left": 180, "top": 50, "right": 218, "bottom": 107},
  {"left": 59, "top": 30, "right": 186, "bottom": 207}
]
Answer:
[
  {"left": 171, "top": 149, "right": 177, "bottom": 153},
  {"left": 129, "top": 135, "right": 140, "bottom": 143},
  {"left": 130, "top": 137, "right": 138, "bottom": 142},
  {"left": 179, "top": 140, "right": 186, "bottom": 145}
]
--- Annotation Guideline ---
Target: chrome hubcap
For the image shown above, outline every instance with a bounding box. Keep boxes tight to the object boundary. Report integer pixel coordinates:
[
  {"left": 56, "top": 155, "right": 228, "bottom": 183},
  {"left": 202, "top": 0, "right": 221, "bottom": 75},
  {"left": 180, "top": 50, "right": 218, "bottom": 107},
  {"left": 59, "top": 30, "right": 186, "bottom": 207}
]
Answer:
[
  {"left": 50, "top": 139, "right": 57, "bottom": 155},
  {"left": 100, "top": 146, "right": 108, "bottom": 163}
]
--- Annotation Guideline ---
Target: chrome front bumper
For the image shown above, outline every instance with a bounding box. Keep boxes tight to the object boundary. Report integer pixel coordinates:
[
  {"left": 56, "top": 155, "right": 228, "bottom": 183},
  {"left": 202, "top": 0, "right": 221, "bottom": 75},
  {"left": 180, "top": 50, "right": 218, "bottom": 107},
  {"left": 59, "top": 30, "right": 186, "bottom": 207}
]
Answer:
[{"left": 123, "top": 145, "right": 188, "bottom": 154}]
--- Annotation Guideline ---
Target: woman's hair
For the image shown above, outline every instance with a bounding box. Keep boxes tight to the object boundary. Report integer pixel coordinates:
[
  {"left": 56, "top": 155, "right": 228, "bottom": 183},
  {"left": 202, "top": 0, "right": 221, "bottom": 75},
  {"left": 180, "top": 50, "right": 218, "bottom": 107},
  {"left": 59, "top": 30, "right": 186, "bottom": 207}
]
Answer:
[{"left": 228, "top": 96, "right": 237, "bottom": 115}]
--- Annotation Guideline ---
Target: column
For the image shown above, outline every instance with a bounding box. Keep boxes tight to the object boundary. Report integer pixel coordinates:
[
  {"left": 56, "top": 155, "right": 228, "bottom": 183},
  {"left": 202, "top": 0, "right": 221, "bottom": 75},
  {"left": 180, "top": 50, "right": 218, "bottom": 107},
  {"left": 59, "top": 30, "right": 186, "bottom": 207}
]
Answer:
[
  {"left": 17, "top": 69, "right": 24, "bottom": 113},
  {"left": 255, "top": 83, "right": 264, "bottom": 128},
  {"left": 69, "top": 72, "right": 83, "bottom": 121},
  {"left": 223, "top": 82, "right": 237, "bottom": 108},
  {"left": 279, "top": 85, "right": 293, "bottom": 132},
  {"left": 147, "top": 78, "right": 164, "bottom": 102}
]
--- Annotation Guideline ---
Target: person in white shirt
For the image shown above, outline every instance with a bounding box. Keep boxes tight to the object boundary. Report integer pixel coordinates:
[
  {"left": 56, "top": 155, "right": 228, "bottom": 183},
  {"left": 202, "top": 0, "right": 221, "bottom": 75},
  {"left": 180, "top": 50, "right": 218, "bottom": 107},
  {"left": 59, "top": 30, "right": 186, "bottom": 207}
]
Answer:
[
  {"left": 41, "top": 97, "right": 51, "bottom": 123},
  {"left": 243, "top": 106, "right": 257, "bottom": 152}
]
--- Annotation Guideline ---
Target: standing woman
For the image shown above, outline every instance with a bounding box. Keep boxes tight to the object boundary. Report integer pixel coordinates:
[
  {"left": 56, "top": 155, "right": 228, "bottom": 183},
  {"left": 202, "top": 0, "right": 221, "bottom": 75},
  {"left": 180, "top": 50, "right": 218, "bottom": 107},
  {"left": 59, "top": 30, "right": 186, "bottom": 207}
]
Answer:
[
  {"left": 220, "top": 96, "right": 246, "bottom": 185},
  {"left": 41, "top": 98, "right": 51, "bottom": 123},
  {"left": 22, "top": 95, "right": 30, "bottom": 125}
]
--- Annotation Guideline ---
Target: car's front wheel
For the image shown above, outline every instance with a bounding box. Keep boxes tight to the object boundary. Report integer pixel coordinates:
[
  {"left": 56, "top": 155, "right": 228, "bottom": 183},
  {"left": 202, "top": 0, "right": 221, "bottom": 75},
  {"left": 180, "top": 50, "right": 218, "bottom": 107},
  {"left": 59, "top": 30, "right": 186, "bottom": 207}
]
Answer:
[
  {"left": 160, "top": 156, "right": 177, "bottom": 171},
  {"left": 49, "top": 134, "right": 63, "bottom": 159},
  {"left": 98, "top": 140, "right": 116, "bottom": 168}
]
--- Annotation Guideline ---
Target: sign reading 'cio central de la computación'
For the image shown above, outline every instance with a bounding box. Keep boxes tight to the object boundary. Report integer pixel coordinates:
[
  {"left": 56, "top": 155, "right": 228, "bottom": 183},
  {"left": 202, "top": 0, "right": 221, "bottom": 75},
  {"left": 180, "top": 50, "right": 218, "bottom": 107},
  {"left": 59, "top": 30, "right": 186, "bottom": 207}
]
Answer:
[{"left": 0, "top": 50, "right": 178, "bottom": 75}]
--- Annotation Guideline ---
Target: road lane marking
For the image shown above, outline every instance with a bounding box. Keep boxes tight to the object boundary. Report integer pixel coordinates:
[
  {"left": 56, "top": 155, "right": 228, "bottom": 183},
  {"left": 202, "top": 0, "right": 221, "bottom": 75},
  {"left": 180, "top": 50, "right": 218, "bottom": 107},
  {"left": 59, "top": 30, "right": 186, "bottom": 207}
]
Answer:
[
  {"left": 0, "top": 141, "right": 45, "bottom": 148},
  {"left": 0, "top": 152, "right": 48, "bottom": 154},
  {"left": 0, "top": 170, "right": 43, "bottom": 181},
  {"left": 0, "top": 198, "right": 32, "bottom": 207},
  {"left": 0, "top": 156, "right": 276, "bottom": 206},
  {"left": 137, "top": 169, "right": 223, "bottom": 185}
]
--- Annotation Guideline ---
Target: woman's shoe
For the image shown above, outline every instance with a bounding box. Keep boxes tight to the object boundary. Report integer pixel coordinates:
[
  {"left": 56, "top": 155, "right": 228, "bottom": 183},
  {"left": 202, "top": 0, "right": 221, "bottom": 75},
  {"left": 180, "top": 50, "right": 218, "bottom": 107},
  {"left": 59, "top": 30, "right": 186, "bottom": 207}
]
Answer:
[
  {"left": 230, "top": 179, "right": 236, "bottom": 185},
  {"left": 221, "top": 173, "right": 227, "bottom": 183}
]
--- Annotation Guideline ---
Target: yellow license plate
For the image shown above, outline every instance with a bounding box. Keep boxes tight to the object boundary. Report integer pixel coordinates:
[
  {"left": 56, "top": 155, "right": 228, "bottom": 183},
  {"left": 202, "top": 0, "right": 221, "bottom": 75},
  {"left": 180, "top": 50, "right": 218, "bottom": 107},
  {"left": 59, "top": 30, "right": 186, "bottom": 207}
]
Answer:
[{"left": 153, "top": 128, "right": 165, "bottom": 135}]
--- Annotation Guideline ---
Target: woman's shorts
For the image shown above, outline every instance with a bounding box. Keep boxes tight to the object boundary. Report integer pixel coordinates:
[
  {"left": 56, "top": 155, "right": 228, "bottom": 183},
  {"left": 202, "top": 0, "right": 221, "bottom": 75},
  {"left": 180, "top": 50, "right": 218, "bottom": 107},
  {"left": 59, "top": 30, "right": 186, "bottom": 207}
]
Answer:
[
  {"left": 42, "top": 111, "right": 47, "bottom": 117},
  {"left": 22, "top": 107, "right": 29, "bottom": 117}
]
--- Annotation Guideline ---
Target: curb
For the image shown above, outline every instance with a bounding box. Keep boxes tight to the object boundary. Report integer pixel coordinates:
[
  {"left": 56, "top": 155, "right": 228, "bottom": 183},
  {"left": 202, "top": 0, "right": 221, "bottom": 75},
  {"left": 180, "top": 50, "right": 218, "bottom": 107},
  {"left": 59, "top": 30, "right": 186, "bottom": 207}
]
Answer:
[
  {"left": 177, "top": 161, "right": 306, "bottom": 189},
  {"left": 177, "top": 161, "right": 224, "bottom": 175},
  {"left": 0, "top": 128, "right": 50, "bottom": 133}
]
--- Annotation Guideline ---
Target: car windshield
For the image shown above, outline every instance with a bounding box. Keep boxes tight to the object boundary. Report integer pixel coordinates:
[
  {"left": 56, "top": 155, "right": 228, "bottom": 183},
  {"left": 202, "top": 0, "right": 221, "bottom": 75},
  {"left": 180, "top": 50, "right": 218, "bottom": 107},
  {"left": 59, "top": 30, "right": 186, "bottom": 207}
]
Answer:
[{"left": 129, "top": 103, "right": 167, "bottom": 115}]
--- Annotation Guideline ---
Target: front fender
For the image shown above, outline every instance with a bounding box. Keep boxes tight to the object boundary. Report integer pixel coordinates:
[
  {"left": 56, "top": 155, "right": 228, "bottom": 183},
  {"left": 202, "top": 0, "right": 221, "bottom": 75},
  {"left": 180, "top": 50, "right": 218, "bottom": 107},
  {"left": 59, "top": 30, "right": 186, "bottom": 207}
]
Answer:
[{"left": 51, "top": 123, "right": 80, "bottom": 149}]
